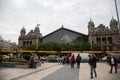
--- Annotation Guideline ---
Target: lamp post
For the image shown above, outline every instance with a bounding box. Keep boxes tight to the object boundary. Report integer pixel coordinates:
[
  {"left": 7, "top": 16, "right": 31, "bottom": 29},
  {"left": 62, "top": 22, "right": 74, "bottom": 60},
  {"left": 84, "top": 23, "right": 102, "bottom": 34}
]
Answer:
[
  {"left": 58, "top": 38, "right": 64, "bottom": 57},
  {"left": 36, "top": 34, "right": 39, "bottom": 54},
  {"left": 61, "top": 38, "right": 64, "bottom": 51},
  {"left": 90, "top": 33, "right": 92, "bottom": 51},
  {"left": 114, "top": 0, "right": 120, "bottom": 40}
]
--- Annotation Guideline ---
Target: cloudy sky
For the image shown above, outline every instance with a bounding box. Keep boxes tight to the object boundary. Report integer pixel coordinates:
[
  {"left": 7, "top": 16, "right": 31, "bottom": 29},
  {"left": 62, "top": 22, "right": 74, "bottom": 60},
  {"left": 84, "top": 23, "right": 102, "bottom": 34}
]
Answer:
[{"left": 0, "top": 0, "right": 120, "bottom": 44}]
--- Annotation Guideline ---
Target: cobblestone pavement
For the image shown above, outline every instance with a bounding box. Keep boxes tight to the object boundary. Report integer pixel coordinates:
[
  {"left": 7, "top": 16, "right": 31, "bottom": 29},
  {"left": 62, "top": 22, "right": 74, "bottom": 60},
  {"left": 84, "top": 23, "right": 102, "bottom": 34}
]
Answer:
[
  {"left": 0, "top": 63, "right": 57, "bottom": 80},
  {"left": 79, "top": 63, "right": 120, "bottom": 80},
  {"left": 0, "top": 62, "right": 120, "bottom": 80}
]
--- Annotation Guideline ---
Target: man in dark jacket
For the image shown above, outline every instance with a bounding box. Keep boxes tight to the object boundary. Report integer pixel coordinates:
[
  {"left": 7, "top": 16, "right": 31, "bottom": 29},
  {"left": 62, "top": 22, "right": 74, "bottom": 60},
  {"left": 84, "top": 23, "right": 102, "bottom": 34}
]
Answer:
[
  {"left": 109, "top": 55, "right": 117, "bottom": 73},
  {"left": 76, "top": 54, "right": 81, "bottom": 69},
  {"left": 88, "top": 54, "right": 97, "bottom": 79}
]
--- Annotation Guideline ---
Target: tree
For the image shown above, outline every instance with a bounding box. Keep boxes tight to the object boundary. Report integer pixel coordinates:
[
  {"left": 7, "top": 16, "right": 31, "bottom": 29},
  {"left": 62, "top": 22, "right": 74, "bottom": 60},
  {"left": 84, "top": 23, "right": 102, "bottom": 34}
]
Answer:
[
  {"left": 23, "top": 54, "right": 31, "bottom": 61},
  {"left": 25, "top": 41, "right": 102, "bottom": 51}
]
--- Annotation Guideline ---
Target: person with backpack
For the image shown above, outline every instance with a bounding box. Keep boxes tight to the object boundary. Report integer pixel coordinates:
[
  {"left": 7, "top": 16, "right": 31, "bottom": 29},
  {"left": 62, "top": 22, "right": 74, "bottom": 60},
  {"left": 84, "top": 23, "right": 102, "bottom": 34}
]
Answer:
[
  {"left": 76, "top": 54, "right": 81, "bottom": 69},
  {"left": 70, "top": 54, "right": 75, "bottom": 68},
  {"left": 88, "top": 54, "right": 97, "bottom": 79}
]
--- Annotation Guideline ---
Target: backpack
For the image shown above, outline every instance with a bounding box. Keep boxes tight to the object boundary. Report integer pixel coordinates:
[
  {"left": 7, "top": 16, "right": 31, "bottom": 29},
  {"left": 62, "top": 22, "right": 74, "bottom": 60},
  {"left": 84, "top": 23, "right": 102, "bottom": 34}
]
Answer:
[{"left": 76, "top": 56, "right": 81, "bottom": 62}]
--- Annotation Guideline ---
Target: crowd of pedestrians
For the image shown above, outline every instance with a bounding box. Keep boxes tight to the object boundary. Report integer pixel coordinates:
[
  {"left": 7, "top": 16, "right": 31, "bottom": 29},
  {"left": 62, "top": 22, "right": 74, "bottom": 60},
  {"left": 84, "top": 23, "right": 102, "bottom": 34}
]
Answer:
[
  {"left": 56, "top": 53, "right": 119, "bottom": 79},
  {"left": 69, "top": 54, "right": 97, "bottom": 79},
  {"left": 0, "top": 52, "right": 119, "bottom": 79},
  {"left": 57, "top": 54, "right": 81, "bottom": 69}
]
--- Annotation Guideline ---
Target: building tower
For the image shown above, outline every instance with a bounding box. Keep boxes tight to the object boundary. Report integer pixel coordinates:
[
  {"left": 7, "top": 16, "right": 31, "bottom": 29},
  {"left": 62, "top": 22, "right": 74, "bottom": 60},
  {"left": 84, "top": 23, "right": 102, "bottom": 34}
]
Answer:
[
  {"left": 19, "top": 27, "right": 26, "bottom": 49},
  {"left": 88, "top": 19, "right": 95, "bottom": 34},
  {"left": 110, "top": 17, "right": 118, "bottom": 32},
  {"left": 20, "top": 27, "right": 26, "bottom": 37},
  {"left": 88, "top": 19, "right": 95, "bottom": 50},
  {"left": 18, "top": 24, "right": 42, "bottom": 49},
  {"left": 34, "top": 24, "right": 40, "bottom": 34},
  {"left": 110, "top": 17, "right": 119, "bottom": 50}
]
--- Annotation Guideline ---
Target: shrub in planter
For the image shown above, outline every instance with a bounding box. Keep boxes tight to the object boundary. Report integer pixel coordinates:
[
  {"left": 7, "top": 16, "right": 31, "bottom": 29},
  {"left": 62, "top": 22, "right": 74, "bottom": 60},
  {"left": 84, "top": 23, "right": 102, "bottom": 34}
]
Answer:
[{"left": 23, "top": 54, "right": 30, "bottom": 61}]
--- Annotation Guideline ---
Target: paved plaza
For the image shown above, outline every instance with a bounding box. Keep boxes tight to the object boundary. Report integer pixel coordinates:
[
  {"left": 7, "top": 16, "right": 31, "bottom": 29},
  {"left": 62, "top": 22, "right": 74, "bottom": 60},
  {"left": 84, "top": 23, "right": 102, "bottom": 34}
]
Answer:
[{"left": 0, "top": 62, "right": 120, "bottom": 80}]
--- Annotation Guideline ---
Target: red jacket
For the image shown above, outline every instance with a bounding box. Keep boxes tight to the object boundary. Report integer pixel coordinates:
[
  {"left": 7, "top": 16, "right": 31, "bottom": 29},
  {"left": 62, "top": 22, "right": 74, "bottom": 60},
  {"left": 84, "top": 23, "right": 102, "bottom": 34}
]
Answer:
[{"left": 71, "top": 55, "right": 75, "bottom": 61}]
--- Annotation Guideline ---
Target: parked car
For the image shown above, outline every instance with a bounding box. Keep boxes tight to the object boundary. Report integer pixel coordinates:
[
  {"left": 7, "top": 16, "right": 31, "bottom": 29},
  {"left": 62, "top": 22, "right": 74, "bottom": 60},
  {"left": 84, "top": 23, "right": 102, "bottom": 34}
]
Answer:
[
  {"left": 102, "top": 56, "right": 107, "bottom": 61},
  {"left": 48, "top": 55, "right": 57, "bottom": 62},
  {"left": 2, "top": 55, "right": 9, "bottom": 61}
]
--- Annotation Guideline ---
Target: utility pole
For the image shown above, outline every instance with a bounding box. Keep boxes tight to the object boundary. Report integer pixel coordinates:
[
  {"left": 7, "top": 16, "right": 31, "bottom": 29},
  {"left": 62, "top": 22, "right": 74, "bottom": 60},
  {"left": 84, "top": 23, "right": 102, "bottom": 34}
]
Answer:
[
  {"left": 90, "top": 33, "right": 93, "bottom": 51},
  {"left": 36, "top": 24, "right": 40, "bottom": 54},
  {"left": 114, "top": 0, "right": 120, "bottom": 40},
  {"left": 36, "top": 34, "right": 39, "bottom": 53}
]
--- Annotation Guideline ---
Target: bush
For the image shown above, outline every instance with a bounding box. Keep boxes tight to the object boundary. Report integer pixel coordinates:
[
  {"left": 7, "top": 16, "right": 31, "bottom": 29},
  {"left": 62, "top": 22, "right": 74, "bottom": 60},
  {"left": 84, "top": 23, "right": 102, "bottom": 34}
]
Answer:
[{"left": 23, "top": 54, "right": 30, "bottom": 61}]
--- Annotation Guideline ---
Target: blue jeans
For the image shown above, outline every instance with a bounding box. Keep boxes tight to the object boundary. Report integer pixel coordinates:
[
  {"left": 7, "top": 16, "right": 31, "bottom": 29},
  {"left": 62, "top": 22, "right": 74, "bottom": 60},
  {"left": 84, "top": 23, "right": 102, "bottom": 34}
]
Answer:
[
  {"left": 71, "top": 61, "right": 74, "bottom": 68},
  {"left": 110, "top": 64, "right": 117, "bottom": 73},
  {"left": 33, "top": 62, "right": 37, "bottom": 68},
  {"left": 58, "top": 60, "right": 61, "bottom": 64},
  {"left": 90, "top": 65, "right": 97, "bottom": 77}
]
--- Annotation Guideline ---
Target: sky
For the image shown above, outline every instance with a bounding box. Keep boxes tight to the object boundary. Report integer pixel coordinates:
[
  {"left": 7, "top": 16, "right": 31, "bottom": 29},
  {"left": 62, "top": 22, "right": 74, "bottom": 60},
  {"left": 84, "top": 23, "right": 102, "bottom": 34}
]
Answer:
[{"left": 0, "top": 0, "right": 120, "bottom": 44}]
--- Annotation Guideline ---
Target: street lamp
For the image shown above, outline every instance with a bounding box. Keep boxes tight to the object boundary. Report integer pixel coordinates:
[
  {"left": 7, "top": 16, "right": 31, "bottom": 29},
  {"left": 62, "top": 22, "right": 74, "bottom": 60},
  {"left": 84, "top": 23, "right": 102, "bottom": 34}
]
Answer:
[
  {"left": 61, "top": 38, "right": 64, "bottom": 51},
  {"left": 90, "top": 33, "right": 93, "bottom": 51},
  {"left": 114, "top": 0, "right": 120, "bottom": 40},
  {"left": 36, "top": 34, "right": 39, "bottom": 54}
]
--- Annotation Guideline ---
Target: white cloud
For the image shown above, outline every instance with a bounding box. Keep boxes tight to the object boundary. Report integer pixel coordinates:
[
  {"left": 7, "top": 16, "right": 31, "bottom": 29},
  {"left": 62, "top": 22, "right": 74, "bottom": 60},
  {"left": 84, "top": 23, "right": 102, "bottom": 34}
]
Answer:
[{"left": 9, "top": 0, "right": 27, "bottom": 8}]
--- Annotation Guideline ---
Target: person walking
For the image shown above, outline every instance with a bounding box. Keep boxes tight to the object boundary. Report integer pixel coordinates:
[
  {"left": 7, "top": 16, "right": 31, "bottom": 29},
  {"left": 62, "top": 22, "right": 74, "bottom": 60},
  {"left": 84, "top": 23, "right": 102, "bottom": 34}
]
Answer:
[
  {"left": 57, "top": 56, "right": 60, "bottom": 64},
  {"left": 66, "top": 55, "right": 70, "bottom": 65},
  {"left": 88, "top": 54, "right": 97, "bottom": 79},
  {"left": 109, "top": 55, "right": 117, "bottom": 73},
  {"left": 63, "top": 55, "right": 66, "bottom": 65},
  {"left": 59, "top": 57, "right": 62, "bottom": 64},
  {"left": 30, "top": 56, "right": 34, "bottom": 68},
  {"left": 76, "top": 54, "right": 81, "bottom": 69},
  {"left": 33, "top": 55, "right": 39, "bottom": 68},
  {"left": 70, "top": 54, "right": 75, "bottom": 68}
]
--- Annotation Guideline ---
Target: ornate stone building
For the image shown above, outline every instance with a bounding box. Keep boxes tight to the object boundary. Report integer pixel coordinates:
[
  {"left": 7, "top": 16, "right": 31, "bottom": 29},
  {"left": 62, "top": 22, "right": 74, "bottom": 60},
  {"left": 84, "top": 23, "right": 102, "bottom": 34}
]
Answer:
[
  {"left": 18, "top": 24, "right": 42, "bottom": 49},
  {"left": 18, "top": 25, "right": 88, "bottom": 49},
  {"left": 88, "top": 17, "right": 120, "bottom": 51},
  {"left": 0, "top": 35, "right": 17, "bottom": 50}
]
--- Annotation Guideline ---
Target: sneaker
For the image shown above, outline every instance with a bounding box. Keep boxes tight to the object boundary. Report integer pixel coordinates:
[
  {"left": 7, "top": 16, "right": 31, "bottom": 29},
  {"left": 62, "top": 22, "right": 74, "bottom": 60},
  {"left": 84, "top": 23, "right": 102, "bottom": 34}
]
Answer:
[
  {"left": 95, "top": 75, "right": 97, "bottom": 77},
  {"left": 109, "top": 71, "right": 112, "bottom": 73},
  {"left": 91, "top": 76, "right": 93, "bottom": 79}
]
